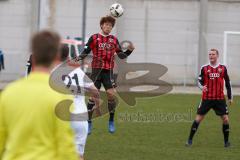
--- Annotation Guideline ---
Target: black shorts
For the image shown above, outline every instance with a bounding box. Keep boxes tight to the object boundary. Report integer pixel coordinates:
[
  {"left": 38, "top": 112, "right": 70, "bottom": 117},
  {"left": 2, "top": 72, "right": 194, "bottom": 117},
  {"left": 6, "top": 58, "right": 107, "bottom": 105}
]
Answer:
[
  {"left": 90, "top": 68, "right": 117, "bottom": 90},
  {"left": 197, "top": 100, "right": 228, "bottom": 116}
]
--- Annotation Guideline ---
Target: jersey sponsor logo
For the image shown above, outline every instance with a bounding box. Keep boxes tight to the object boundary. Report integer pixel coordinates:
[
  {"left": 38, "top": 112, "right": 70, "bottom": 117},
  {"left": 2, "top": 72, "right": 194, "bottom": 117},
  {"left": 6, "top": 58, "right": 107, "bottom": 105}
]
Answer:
[
  {"left": 209, "top": 73, "right": 220, "bottom": 79},
  {"left": 98, "top": 42, "right": 114, "bottom": 50}
]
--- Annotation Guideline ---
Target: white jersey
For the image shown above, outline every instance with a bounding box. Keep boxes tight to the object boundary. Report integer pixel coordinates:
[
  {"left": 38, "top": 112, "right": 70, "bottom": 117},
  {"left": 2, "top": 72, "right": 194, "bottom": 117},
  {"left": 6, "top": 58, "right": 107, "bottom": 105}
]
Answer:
[
  {"left": 64, "top": 67, "right": 93, "bottom": 114},
  {"left": 63, "top": 67, "right": 93, "bottom": 156}
]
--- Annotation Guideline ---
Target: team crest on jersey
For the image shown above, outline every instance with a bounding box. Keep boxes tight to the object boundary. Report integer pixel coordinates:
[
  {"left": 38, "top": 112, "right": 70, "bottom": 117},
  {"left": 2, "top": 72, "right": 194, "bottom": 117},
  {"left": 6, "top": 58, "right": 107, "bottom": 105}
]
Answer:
[
  {"left": 218, "top": 68, "right": 222, "bottom": 73},
  {"left": 207, "top": 70, "right": 211, "bottom": 73},
  {"left": 109, "top": 38, "right": 114, "bottom": 43}
]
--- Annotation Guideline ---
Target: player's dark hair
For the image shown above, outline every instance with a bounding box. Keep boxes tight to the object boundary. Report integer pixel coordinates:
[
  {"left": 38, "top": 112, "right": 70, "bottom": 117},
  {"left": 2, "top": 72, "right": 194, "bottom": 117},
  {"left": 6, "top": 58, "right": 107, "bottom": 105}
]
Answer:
[
  {"left": 100, "top": 15, "right": 116, "bottom": 28},
  {"left": 210, "top": 48, "right": 219, "bottom": 55},
  {"left": 31, "top": 30, "right": 61, "bottom": 67},
  {"left": 60, "top": 44, "right": 69, "bottom": 61}
]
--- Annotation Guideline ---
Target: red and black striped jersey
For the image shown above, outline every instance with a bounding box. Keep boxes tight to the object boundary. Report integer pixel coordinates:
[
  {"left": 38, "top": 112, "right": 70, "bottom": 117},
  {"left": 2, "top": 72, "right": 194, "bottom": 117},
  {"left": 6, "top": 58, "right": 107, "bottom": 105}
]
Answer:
[
  {"left": 198, "top": 64, "right": 232, "bottom": 100},
  {"left": 81, "top": 33, "right": 132, "bottom": 70}
]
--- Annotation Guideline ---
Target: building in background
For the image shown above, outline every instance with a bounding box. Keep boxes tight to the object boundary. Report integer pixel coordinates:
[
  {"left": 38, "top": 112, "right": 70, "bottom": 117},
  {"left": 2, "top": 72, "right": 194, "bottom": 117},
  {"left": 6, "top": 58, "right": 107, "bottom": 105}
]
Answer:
[{"left": 0, "top": 0, "right": 240, "bottom": 86}]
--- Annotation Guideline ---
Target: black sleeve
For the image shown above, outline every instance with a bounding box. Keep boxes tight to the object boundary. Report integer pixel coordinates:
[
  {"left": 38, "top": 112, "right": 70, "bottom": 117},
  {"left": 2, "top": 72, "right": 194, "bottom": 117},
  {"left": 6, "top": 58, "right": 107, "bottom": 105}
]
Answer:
[
  {"left": 79, "top": 36, "right": 93, "bottom": 60},
  {"left": 197, "top": 67, "right": 204, "bottom": 90},
  {"left": 116, "top": 39, "right": 133, "bottom": 59},
  {"left": 224, "top": 66, "right": 232, "bottom": 100}
]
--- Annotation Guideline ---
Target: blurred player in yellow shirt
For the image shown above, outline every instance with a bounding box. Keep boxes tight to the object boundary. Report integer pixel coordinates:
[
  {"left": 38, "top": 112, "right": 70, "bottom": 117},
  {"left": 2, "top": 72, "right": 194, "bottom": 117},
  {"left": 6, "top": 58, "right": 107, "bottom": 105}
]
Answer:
[{"left": 0, "top": 30, "right": 79, "bottom": 160}]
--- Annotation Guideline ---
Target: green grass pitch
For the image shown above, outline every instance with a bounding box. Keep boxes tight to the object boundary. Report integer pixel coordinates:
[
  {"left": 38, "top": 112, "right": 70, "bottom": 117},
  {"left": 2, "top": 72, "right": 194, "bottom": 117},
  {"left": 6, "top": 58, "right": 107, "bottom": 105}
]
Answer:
[{"left": 85, "top": 94, "right": 240, "bottom": 160}]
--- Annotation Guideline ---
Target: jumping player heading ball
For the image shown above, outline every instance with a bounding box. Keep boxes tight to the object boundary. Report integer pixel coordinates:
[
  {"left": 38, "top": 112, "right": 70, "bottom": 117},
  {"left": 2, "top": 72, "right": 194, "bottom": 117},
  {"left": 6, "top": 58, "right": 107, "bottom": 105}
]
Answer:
[{"left": 78, "top": 15, "right": 135, "bottom": 134}]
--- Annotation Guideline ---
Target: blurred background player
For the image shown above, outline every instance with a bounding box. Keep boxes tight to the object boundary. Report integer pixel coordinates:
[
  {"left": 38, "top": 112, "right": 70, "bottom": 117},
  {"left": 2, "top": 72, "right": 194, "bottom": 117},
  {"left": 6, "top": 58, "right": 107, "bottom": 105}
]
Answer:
[
  {"left": 0, "top": 30, "right": 79, "bottom": 160},
  {"left": 0, "top": 49, "right": 4, "bottom": 71},
  {"left": 59, "top": 44, "right": 100, "bottom": 159},
  {"left": 186, "top": 49, "right": 233, "bottom": 148},
  {"left": 26, "top": 54, "right": 32, "bottom": 76},
  {"left": 78, "top": 15, "right": 135, "bottom": 134}
]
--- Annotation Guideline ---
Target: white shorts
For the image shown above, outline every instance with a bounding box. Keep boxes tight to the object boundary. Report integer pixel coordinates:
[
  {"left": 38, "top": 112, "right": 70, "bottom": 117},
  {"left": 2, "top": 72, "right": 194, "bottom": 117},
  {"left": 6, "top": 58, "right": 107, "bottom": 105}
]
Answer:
[{"left": 71, "top": 121, "right": 88, "bottom": 156}]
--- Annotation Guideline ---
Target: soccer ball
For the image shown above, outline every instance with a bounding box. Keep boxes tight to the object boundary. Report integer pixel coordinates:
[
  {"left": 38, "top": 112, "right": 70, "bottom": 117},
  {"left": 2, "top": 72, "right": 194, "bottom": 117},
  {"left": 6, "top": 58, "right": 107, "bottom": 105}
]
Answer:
[{"left": 110, "top": 3, "right": 124, "bottom": 18}]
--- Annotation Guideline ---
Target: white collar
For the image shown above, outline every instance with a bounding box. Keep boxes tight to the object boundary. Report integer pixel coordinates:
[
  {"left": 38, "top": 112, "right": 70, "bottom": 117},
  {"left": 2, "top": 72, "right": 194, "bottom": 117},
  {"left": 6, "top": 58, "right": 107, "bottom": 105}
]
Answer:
[
  {"left": 209, "top": 63, "right": 220, "bottom": 68},
  {"left": 99, "top": 32, "right": 110, "bottom": 37}
]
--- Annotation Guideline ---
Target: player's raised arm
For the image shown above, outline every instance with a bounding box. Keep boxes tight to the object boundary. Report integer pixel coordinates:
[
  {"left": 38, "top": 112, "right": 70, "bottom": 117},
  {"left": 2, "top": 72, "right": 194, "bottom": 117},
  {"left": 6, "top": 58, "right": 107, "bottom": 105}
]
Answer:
[
  {"left": 78, "top": 36, "right": 94, "bottom": 60},
  {"left": 116, "top": 39, "right": 135, "bottom": 59},
  {"left": 223, "top": 66, "right": 233, "bottom": 102}
]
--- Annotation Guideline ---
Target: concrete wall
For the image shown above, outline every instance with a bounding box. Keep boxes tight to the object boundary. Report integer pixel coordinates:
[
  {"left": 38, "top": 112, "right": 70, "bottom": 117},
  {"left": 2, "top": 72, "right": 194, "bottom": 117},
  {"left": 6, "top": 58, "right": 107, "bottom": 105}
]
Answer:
[
  {"left": 0, "top": 0, "right": 240, "bottom": 85},
  {"left": 0, "top": 0, "right": 38, "bottom": 81},
  {"left": 207, "top": 1, "right": 240, "bottom": 85},
  {"left": 54, "top": 0, "right": 117, "bottom": 40},
  {"left": 117, "top": 0, "right": 199, "bottom": 85}
]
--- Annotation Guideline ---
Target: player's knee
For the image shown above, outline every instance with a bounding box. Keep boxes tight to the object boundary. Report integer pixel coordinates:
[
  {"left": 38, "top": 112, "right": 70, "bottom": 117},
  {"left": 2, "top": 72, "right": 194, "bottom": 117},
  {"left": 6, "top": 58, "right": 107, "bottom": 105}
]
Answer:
[
  {"left": 222, "top": 115, "right": 229, "bottom": 124},
  {"left": 195, "top": 115, "right": 204, "bottom": 123},
  {"left": 106, "top": 91, "right": 115, "bottom": 101}
]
